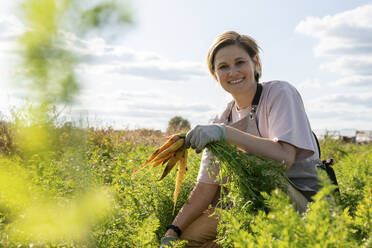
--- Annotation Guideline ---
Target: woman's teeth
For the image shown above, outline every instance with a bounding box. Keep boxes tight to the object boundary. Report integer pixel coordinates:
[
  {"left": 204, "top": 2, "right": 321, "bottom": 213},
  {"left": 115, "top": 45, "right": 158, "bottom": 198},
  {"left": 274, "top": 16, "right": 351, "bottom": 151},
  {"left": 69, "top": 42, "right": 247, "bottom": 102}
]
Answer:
[{"left": 229, "top": 79, "right": 244, "bottom": 85}]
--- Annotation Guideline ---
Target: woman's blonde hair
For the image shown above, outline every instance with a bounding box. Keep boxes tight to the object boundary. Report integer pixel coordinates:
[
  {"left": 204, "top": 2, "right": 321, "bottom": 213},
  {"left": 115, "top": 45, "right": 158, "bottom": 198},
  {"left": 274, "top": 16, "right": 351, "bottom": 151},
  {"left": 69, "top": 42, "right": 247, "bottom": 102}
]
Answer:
[{"left": 207, "top": 31, "right": 262, "bottom": 82}]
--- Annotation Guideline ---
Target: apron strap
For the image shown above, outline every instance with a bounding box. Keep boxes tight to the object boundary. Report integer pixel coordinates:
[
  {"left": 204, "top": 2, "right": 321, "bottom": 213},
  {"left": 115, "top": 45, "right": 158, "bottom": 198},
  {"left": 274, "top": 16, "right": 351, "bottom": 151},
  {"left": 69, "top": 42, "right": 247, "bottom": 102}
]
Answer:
[
  {"left": 312, "top": 131, "right": 321, "bottom": 159},
  {"left": 252, "top": 83, "right": 263, "bottom": 106},
  {"left": 228, "top": 83, "right": 263, "bottom": 123}
]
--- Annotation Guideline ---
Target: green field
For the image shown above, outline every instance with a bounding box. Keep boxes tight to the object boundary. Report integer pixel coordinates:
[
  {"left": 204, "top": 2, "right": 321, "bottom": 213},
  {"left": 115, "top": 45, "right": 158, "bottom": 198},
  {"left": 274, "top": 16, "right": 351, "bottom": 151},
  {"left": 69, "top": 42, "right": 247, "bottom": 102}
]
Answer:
[{"left": 0, "top": 124, "right": 370, "bottom": 247}]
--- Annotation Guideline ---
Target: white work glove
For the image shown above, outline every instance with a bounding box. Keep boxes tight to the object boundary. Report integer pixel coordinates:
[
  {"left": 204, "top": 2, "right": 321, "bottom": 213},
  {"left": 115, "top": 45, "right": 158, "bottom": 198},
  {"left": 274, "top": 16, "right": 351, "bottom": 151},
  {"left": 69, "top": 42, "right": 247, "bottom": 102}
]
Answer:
[
  {"left": 160, "top": 236, "right": 178, "bottom": 248},
  {"left": 185, "top": 124, "right": 226, "bottom": 153}
]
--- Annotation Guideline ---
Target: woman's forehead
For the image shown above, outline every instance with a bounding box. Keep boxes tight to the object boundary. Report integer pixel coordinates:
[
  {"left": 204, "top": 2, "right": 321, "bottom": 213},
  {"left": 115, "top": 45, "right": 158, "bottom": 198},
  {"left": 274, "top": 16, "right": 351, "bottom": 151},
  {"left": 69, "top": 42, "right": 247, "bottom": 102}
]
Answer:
[{"left": 214, "top": 45, "right": 250, "bottom": 64}]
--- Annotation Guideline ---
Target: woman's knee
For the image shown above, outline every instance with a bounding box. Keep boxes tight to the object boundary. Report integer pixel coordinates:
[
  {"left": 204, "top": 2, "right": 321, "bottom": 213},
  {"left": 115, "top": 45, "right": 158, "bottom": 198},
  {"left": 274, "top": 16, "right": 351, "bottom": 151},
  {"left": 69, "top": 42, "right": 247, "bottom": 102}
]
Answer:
[{"left": 180, "top": 209, "right": 219, "bottom": 247}]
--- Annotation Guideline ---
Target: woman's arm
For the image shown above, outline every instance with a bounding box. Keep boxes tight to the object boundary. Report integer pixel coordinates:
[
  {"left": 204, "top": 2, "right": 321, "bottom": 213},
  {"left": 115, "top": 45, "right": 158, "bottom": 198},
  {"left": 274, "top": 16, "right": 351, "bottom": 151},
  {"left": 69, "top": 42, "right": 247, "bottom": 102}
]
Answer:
[
  {"left": 225, "top": 125, "right": 296, "bottom": 168},
  {"left": 164, "top": 182, "right": 219, "bottom": 237}
]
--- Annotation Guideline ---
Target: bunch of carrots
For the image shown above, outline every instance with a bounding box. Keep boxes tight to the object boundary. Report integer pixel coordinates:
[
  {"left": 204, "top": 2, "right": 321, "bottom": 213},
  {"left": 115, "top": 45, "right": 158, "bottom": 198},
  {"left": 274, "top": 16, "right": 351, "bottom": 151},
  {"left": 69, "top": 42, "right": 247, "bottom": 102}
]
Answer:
[{"left": 134, "top": 133, "right": 188, "bottom": 213}]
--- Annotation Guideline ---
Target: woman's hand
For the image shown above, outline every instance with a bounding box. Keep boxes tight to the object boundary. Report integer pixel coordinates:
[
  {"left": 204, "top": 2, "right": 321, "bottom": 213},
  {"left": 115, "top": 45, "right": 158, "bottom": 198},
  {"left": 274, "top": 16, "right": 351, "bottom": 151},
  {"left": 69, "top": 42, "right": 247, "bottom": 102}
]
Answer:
[
  {"left": 160, "top": 236, "right": 178, "bottom": 248},
  {"left": 185, "top": 124, "right": 226, "bottom": 153}
]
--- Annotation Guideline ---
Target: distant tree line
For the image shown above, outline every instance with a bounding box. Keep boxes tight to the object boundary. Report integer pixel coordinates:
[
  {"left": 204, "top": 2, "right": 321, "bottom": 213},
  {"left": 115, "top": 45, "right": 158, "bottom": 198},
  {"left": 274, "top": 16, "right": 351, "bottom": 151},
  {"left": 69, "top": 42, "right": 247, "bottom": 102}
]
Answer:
[{"left": 167, "top": 116, "right": 190, "bottom": 134}]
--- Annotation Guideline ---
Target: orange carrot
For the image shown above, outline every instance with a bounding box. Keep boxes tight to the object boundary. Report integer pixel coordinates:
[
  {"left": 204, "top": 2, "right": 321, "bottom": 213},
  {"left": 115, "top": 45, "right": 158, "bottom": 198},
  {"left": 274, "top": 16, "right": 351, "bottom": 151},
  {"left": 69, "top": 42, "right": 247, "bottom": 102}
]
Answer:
[
  {"left": 159, "top": 149, "right": 184, "bottom": 181},
  {"left": 144, "top": 134, "right": 180, "bottom": 165},
  {"left": 151, "top": 138, "right": 184, "bottom": 162},
  {"left": 133, "top": 134, "right": 180, "bottom": 173},
  {"left": 151, "top": 152, "right": 174, "bottom": 168},
  {"left": 173, "top": 149, "right": 188, "bottom": 215}
]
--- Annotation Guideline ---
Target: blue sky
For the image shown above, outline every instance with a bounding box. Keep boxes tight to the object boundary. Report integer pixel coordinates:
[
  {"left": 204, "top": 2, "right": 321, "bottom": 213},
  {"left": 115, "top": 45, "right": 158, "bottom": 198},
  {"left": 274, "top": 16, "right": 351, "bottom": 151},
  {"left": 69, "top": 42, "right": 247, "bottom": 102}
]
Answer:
[{"left": 1, "top": 0, "right": 372, "bottom": 131}]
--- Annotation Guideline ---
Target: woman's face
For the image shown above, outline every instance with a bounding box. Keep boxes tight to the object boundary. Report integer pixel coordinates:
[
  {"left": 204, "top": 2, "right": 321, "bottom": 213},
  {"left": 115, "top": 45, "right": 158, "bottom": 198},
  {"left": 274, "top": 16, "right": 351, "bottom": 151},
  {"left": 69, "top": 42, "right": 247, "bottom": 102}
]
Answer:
[{"left": 214, "top": 45, "right": 257, "bottom": 97}]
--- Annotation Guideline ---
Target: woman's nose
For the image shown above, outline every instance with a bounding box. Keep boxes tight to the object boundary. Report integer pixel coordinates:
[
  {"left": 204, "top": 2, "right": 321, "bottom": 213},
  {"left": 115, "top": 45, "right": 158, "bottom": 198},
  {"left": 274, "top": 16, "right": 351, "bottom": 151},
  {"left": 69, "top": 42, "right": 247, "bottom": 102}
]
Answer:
[{"left": 227, "top": 66, "right": 238, "bottom": 76}]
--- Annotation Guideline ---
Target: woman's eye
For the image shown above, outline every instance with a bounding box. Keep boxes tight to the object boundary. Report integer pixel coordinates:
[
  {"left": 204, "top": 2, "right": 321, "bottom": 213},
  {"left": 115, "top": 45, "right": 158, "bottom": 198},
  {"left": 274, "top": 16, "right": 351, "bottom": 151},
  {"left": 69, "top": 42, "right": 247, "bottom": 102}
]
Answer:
[
  {"left": 236, "top": 60, "right": 245, "bottom": 65},
  {"left": 218, "top": 65, "right": 228, "bottom": 70}
]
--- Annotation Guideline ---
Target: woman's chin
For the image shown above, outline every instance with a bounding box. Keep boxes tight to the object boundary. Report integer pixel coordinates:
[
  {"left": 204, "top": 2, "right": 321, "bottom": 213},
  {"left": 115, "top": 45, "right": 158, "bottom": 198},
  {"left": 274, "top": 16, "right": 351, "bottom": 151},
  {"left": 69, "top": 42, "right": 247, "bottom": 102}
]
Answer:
[{"left": 226, "top": 84, "right": 250, "bottom": 96}]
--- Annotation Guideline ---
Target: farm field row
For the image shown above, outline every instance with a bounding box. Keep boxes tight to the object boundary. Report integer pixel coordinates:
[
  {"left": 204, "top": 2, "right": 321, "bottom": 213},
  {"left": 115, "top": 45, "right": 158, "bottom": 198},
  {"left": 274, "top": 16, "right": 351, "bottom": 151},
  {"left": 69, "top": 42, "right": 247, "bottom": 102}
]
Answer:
[{"left": 0, "top": 127, "right": 371, "bottom": 247}]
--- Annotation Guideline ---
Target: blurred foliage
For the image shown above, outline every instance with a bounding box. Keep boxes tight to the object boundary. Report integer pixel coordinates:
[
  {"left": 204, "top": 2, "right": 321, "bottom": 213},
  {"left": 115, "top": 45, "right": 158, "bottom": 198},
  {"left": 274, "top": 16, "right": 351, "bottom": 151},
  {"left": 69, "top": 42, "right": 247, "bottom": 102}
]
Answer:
[
  {"left": 0, "top": 0, "right": 132, "bottom": 246},
  {"left": 17, "top": 0, "right": 132, "bottom": 109},
  {"left": 19, "top": 0, "right": 79, "bottom": 106},
  {"left": 0, "top": 121, "right": 13, "bottom": 155},
  {"left": 0, "top": 152, "right": 114, "bottom": 246},
  {"left": 81, "top": 1, "right": 132, "bottom": 32}
]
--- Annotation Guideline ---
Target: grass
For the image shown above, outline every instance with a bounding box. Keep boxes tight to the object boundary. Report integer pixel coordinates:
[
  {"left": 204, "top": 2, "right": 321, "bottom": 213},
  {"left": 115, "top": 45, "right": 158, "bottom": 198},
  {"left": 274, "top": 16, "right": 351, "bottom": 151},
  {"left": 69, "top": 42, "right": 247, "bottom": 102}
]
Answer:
[{"left": 0, "top": 123, "right": 370, "bottom": 247}]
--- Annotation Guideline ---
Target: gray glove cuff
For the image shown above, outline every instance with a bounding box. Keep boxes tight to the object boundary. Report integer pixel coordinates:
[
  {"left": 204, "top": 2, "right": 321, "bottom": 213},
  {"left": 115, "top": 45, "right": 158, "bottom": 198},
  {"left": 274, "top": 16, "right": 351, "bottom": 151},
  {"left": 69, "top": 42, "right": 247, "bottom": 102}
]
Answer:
[
  {"left": 217, "top": 123, "right": 226, "bottom": 140},
  {"left": 160, "top": 236, "right": 178, "bottom": 248}
]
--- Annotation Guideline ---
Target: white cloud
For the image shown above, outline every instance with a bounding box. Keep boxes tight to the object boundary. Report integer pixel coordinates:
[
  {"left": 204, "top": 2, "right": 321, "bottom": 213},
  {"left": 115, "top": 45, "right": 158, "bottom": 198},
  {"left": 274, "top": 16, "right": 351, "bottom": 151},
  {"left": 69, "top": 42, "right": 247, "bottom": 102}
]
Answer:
[
  {"left": 0, "top": 15, "right": 26, "bottom": 56},
  {"left": 62, "top": 32, "right": 207, "bottom": 81},
  {"left": 75, "top": 87, "right": 213, "bottom": 114},
  {"left": 320, "top": 56, "right": 372, "bottom": 76},
  {"left": 295, "top": 4, "right": 372, "bottom": 46},
  {"left": 61, "top": 32, "right": 137, "bottom": 62},
  {"left": 295, "top": 4, "right": 372, "bottom": 130},
  {"left": 328, "top": 93, "right": 372, "bottom": 108},
  {"left": 330, "top": 75, "right": 372, "bottom": 87},
  {"left": 108, "top": 62, "right": 205, "bottom": 81},
  {"left": 68, "top": 103, "right": 215, "bottom": 130},
  {"left": 296, "top": 78, "right": 323, "bottom": 91},
  {"left": 295, "top": 4, "right": 372, "bottom": 81},
  {"left": 0, "top": 15, "right": 206, "bottom": 83},
  {"left": 67, "top": 77, "right": 218, "bottom": 131},
  {"left": 126, "top": 102, "right": 212, "bottom": 113},
  {"left": 116, "top": 90, "right": 160, "bottom": 100},
  {"left": 0, "top": 15, "right": 26, "bottom": 40},
  {"left": 306, "top": 92, "right": 372, "bottom": 125}
]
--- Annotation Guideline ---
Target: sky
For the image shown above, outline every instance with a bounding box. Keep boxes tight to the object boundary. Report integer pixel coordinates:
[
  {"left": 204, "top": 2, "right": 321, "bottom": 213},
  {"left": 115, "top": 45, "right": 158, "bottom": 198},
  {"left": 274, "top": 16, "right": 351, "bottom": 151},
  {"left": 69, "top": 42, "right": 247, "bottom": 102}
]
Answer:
[{"left": 0, "top": 0, "right": 372, "bottom": 132}]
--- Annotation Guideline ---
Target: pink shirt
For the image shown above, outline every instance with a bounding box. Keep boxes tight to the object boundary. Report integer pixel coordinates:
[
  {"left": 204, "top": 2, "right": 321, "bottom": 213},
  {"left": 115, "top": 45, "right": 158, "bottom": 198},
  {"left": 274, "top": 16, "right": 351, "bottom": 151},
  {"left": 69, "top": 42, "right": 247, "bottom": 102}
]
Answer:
[{"left": 197, "top": 81, "right": 320, "bottom": 192}]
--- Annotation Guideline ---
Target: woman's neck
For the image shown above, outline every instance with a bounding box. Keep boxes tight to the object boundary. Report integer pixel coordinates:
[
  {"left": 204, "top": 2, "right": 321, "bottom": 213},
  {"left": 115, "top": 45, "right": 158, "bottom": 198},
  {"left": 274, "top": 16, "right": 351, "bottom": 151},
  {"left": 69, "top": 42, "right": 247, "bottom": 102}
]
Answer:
[{"left": 233, "top": 83, "right": 257, "bottom": 110}]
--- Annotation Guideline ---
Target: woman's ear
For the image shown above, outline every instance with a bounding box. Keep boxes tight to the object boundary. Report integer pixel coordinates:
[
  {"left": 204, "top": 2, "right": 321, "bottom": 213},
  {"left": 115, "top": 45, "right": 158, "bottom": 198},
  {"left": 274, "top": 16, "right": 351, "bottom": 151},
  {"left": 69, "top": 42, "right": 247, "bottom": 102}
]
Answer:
[
  {"left": 252, "top": 55, "right": 259, "bottom": 65},
  {"left": 252, "top": 55, "right": 260, "bottom": 72}
]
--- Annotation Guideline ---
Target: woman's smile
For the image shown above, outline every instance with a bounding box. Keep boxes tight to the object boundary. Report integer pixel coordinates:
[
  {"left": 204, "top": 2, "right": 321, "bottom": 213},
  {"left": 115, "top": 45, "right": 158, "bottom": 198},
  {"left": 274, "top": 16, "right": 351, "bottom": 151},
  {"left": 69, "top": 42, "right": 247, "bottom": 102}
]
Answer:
[{"left": 228, "top": 78, "right": 245, "bottom": 85}]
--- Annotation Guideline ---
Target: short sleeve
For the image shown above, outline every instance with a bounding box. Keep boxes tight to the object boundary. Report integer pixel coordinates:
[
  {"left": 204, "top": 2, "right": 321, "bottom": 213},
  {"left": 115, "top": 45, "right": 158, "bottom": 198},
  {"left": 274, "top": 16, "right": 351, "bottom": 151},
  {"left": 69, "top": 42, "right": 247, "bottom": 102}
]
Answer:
[
  {"left": 195, "top": 105, "right": 233, "bottom": 184},
  {"left": 267, "top": 82, "right": 315, "bottom": 160},
  {"left": 196, "top": 148, "right": 222, "bottom": 184}
]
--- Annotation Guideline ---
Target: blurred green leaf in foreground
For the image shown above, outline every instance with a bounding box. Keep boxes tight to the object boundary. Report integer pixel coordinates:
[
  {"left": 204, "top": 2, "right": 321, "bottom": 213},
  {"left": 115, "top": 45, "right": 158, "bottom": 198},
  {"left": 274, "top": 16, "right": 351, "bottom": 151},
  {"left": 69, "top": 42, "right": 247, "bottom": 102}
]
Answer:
[{"left": 0, "top": 0, "right": 132, "bottom": 246}]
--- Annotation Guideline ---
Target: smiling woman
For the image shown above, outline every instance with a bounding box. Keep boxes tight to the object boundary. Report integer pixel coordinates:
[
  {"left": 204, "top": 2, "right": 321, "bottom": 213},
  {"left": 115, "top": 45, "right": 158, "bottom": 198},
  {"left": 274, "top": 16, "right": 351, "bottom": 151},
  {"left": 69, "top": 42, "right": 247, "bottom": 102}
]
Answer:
[
  {"left": 213, "top": 45, "right": 258, "bottom": 110},
  {"left": 160, "top": 31, "right": 323, "bottom": 248}
]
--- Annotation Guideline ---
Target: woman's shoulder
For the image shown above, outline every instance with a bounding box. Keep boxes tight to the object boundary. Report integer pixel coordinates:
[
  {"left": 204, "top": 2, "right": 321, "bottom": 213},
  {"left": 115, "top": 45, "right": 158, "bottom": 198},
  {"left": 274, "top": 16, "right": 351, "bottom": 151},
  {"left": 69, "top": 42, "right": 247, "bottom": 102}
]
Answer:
[
  {"left": 262, "top": 80, "right": 298, "bottom": 91},
  {"left": 261, "top": 80, "right": 300, "bottom": 99}
]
